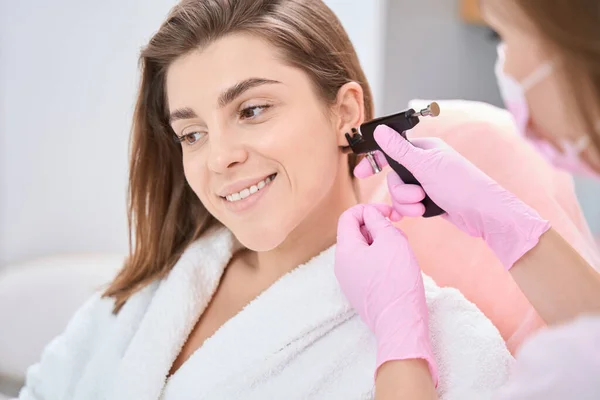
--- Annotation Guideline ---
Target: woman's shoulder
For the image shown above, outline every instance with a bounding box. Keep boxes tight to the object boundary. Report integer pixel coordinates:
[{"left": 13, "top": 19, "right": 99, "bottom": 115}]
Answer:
[
  {"left": 422, "top": 273, "right": 507, "bottom": 342},
  {"left": 422, "top": 274, "right": 489, "bottom": 315},
  {"left": 421, "top": 273, "right": 514, "bottom": 397}
]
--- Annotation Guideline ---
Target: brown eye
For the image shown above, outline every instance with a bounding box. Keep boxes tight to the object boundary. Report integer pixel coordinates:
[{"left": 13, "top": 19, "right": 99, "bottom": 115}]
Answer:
[
  {"left": 179, "top": 132, "right": 205, "bottom": 146},
  {"left": 186, "top": 133, "right": 200, "bottom": 144},
  {"left": 239, "top": 104, "right": 270, "bottom": 120}
]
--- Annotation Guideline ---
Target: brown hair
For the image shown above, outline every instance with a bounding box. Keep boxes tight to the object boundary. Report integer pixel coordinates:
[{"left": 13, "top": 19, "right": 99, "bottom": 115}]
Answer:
[
  {"left": 103, "top": 0, "right": 373, "bottom": 312},
  {"left": 490, "top": 0, "right": 600, "bottom": 160}
]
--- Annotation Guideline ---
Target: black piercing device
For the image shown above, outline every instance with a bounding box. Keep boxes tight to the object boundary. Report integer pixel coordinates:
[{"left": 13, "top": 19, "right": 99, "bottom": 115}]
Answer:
[{"left": 344, "top": 102, "right": 445, "bottom": 218}]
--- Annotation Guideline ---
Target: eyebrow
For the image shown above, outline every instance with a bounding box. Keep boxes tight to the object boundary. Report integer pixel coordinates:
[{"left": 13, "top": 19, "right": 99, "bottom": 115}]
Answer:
[
  {"left": 218, "top": 78, "right": 281, "bottom": 108},
  {"left": 169, "top": 107, "right": 198, "bottom": 124},
  {"left": 168, "top": 78, "right": 281, "bottom": 124}
]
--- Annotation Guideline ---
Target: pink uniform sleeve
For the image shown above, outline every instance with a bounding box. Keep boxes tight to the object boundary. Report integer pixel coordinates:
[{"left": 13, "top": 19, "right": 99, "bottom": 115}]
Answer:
[{"left": 492, "top": 315, "right": 600, "bottom": 399}]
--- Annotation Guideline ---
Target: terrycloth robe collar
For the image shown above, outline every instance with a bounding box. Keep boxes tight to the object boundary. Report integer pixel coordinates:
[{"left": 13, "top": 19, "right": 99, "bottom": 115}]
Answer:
[{"left": 104, "top": 226, "right": 362, "bottom": 399}]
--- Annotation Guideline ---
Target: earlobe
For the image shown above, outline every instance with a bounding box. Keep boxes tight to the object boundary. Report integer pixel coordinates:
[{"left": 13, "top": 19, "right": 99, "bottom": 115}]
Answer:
[{"left": 334, "top": 82, "right": 365, "bottom": 147}]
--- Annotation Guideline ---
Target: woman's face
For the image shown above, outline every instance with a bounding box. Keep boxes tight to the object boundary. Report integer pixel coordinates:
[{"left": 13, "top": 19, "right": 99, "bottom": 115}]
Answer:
[
  {"left": 483, "top": 1, "right": 600, "bottom": 172},
  {"left": 482, "top": 1, "right": 576, "bottom": 146},
  {"left": 166, "top": 33, "right": 360, "bottom": 251}
]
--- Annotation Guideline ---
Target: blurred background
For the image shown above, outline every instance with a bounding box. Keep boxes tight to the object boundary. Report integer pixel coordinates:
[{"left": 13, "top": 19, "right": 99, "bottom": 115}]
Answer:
[{"left": 1, "top": 0, "right": 599, "bottom": 397}]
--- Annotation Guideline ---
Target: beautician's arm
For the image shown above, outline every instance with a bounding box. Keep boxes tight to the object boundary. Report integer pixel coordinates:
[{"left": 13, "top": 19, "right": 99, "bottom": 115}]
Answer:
[
  {"left": 375, "top": 360, "right": 438, "bottom": 400},
  {"left": 511, "top": 228, "right": 600, "bottom": 325}
]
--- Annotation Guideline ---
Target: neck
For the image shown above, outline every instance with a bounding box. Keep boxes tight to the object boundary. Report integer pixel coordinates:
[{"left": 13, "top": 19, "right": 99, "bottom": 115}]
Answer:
[{"left": 250, "top": 173, "right": 358, "bottom": 278}]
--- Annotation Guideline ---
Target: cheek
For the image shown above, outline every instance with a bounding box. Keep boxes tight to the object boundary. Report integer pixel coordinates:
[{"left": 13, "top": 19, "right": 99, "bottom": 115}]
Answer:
[
  {"left": 505, "top": 38, "right": 572, "bottom": 140},
  {"left": 278, "top": 119, "right": 341, "bottom": 188},
  {"left": 182, "top": 151, "right": 212, "bottom": 204},
  {"left": 237, "top": 124, "right": 341, "bottom": 251},
  {"left": 503, "top": 33, "right": 547, "bottom": 81},
  {"left": 505, "top": 45, "right": 536, "bottom": 81},
  {"left": 528, "top": 76, "right": 573, "bottom": 140}
]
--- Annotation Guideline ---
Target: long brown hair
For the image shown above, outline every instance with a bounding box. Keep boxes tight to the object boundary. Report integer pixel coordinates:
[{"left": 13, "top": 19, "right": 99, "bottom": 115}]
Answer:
[
  {"left": 491, "top": 0, "right": 600, "bottom": 159},
  {"left": 103, "top": 0, "right": 373, "bottom": 312}
]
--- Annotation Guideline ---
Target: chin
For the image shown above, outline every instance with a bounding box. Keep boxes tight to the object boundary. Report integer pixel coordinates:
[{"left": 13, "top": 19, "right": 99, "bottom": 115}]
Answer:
[{"left": 230, "top": 226, "right": 289, "bottom": 252}]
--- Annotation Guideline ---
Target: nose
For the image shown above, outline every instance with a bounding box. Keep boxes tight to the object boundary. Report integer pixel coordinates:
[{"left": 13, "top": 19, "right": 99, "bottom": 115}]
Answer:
[{"left": 207, "top": 131, "right": 248, "bottom": 173}]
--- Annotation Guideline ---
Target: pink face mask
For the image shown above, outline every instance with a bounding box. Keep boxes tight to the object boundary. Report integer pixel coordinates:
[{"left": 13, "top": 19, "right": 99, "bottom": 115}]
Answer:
[{"left": 494, "top": 43, "right": 598, "bottom": 178}]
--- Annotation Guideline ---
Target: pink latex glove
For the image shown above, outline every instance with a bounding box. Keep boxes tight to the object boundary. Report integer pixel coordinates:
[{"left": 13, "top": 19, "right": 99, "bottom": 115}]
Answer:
[
  {"left": 335, "top": 204, "right": 438, "bottom": 386},
  {"left": 354, "top": 125, "right": 551, "bottom": 270}
]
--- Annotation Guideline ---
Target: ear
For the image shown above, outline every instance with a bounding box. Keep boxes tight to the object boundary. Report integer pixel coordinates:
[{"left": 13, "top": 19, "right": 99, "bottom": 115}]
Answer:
[{"left": 332, "top": 82, "right": 365, "bottom": 147}]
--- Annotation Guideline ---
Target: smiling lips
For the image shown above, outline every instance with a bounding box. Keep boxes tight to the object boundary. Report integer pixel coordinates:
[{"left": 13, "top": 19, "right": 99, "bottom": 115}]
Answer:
[{"left": 221, "top": 173, "right": 277, "bottom": 202}]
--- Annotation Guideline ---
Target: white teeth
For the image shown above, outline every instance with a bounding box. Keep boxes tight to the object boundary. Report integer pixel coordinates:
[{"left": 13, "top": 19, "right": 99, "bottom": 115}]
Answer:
[{"left": 223, "top": 174, "right": 275, "bottom": 202}]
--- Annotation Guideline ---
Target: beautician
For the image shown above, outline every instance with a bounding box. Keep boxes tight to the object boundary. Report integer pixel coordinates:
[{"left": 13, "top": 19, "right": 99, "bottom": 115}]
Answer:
[{"left": 335, "top": 0, "right": 600, "bottom": 399}]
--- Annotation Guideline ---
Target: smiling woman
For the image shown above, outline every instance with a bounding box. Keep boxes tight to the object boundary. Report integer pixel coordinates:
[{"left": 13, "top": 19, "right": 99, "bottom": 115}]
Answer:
[
  {"left": 111, "top": 0, "right": 374, "bottom": 304},
  {"left": 18, "top": 1, "right": 513, "bottom": 399},
  {"left": 165, "top": 31, "right": 363, "bottom": 253}
]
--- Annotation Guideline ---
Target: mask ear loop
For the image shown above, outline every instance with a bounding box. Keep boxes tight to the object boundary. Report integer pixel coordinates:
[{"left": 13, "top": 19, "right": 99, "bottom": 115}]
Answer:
[
  {"left": 572, "top": 136, "right": 591, "bottom": 155},
  {"left": 520, "top": 61, "right": 554, "bottom": 92}
]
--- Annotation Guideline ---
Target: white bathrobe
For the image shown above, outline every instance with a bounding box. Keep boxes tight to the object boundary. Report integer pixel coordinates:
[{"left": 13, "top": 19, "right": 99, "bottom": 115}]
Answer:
[{"left": 19, "top": 227, "right": 513, "bottom": 400}]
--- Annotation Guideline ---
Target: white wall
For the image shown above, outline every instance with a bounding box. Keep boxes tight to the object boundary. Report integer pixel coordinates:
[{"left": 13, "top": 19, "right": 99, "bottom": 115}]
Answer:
[
  {"left": 326, "top": 0, "right": 387, "bottom": 113},
  {"left": 574, "top": 176, "right": 600, "bottom": 233},
  {"left": 0, "top": 0, "right": 178, "bottom": 265},
  {"left": 0, "top": 0, "right": 387, "bottom": 266},
  {"left": 381, "top": 0, "right": 502, "bottom": 113}
]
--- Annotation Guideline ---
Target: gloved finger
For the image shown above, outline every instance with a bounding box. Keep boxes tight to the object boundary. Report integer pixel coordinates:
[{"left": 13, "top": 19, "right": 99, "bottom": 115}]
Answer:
[
  {"left": 392, "top": 200, "right": 426, "bottom": 218},
  {"left": 370, "top": 203, "right": 394, "bottom": 219},
  {"left": 353, "top": 151, "right": 389, "bottom": 179},
  {"left": 373, "top": 125, "right": 428, "bottom": 172},
  {"left": 387, "top": 173, "right": 426, "bottom": 203},
  {"left": 337, "top": 206, "right": 371, "bottom": 247},
  {"left": 337, "top": 204, "right": 394, "bottom": 246},
  {"left": 390, "top": 210, "right": 403, "bottom": 222},
  {"left": 362, "top": 206, "right": 399, "bottom": 242},
  {"left": 359, "top": 224, "right": 373, "bottom": 245}
]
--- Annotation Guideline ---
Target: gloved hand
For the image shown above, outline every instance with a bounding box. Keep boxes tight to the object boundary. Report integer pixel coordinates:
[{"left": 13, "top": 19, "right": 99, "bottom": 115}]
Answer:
[
  {"left": 354, "top": 125, "right": 551, "bottom": 270},
  {"left": 335, "top": 204, "right": 438, "bottom": 386}
]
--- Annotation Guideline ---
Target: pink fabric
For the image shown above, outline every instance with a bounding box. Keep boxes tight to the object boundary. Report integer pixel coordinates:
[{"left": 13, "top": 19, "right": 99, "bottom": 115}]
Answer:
[
  {"left": 492, "top": 315, "right": 600, "bottom": 399},
  {"left": 357, "top": 100, "right": 600, "bottom": 353}
]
